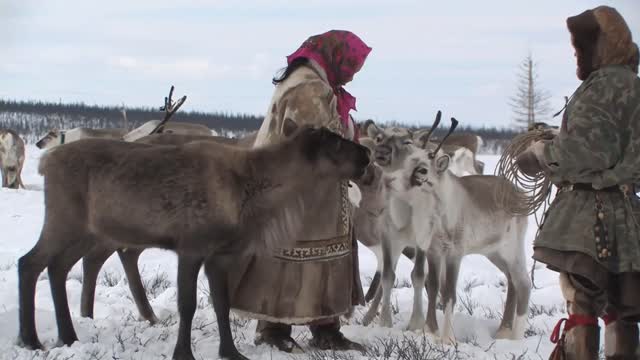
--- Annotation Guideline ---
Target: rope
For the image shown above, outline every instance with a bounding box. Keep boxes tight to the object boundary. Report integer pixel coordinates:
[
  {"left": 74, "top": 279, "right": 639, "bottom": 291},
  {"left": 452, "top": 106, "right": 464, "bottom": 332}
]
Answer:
[
  {"left": 494, "top": 128, "right": 557, "bottom": 289},
  {"left": 494, "top": 129, "right": 555, "bottom": 217}
]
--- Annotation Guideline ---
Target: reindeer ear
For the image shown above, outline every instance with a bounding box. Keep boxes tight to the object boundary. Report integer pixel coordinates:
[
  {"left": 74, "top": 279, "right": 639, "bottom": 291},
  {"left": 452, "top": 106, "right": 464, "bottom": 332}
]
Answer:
[
  {"left": 366, "top": 120, "right": 382, "bottom": 139},
  {"left": 436, "top": 154, "right": 450, "bottom": 174},
  {"left": 414, "top": 129, "right": 430, "bottom": 149},
  {"left": 358, "top": 137, "right": 376, "bottom": 152},
  {"left": 282, "top": 117, "right": 298, "bottom": 137}
]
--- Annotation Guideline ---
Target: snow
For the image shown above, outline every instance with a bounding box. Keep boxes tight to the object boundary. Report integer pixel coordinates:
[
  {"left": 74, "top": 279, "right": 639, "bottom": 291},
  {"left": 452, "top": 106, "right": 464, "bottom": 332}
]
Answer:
[{"left": 0, "top": 146, "right": 577, "bottom": 360}]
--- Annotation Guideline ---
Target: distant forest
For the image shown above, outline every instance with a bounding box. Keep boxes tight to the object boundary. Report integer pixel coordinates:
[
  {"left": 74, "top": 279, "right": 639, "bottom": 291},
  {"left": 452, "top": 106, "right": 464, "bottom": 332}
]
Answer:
[{"left": 0, "top": 99, "right": 519, "bottom": 154}]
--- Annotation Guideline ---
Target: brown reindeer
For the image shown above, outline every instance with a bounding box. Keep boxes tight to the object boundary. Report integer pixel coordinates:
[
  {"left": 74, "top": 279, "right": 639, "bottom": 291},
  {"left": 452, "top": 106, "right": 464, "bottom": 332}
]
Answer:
[
  {"left": 17, "top": 125, "right": 370, "bottom": 360},
  {"left": 78, "top": 131, "right": 257, "bottom": 325},
  {"left": 0, "top": 129, "right": 26, "bottom": 189}
]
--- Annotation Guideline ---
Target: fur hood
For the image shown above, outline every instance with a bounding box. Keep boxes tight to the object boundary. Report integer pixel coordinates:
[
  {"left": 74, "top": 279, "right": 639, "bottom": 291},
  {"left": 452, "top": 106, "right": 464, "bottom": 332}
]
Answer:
[
  {"left": 567, "top": 6, "right": 638, "bottom": 79},
  {"left": 254, "top": 60, "right": 355, "bottom": 147}
]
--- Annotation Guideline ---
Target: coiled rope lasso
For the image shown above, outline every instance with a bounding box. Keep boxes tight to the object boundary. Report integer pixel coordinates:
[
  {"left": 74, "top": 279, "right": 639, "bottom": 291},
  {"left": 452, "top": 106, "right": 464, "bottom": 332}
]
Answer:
[
  {"left": 493, "top": 125, "right": 558, "bottom": 289},
  {"left": 494, "top": 128, "right": 556, "bottom": 219}
]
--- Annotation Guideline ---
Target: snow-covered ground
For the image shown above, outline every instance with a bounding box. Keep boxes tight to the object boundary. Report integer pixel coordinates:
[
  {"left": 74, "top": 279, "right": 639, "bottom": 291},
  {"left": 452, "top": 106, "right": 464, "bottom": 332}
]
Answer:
[{"left": 0, "top": 145, "right": 574, "bottom": 360}]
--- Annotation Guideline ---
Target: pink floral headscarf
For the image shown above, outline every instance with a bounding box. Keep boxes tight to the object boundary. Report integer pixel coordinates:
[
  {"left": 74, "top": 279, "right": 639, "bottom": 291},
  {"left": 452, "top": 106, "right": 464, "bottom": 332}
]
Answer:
[{"left": 286, "top": 30, "right": 372, "bottom": 134}]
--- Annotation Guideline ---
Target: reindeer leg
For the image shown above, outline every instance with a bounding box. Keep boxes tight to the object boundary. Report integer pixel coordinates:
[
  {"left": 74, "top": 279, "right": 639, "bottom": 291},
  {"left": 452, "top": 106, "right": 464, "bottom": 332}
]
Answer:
[
  {"left": 118, "top": 248, "right": 158, "bottom": 324},
  {"left": 509, "top": 252, "right": 531, "bottom": 340},
  {"left": 362, "top": 280, "right": 383, "bottom": 326},
  {"left": 365, "top": 244, "right": 417, "bottom": 304},
  {"left": 425, "top": 252, "right": 441, "bottom": 336},
  {"left": 365, "top": 244, "right": 382, "bottom": 303},
  {"left": 172, "top": 256, "right": 202, "bottom": 360},
  {"left": 380, "top": 237, "right": 403, "bottom": 328},
  {"left": 407, "top": 247, "right": 426, "bottom": 331},
  {"left": 18, "top": 241, "right": 51, "bottom": 350},
  {"left": 81, "top": 245, "right": 115, "bottom": 319},
  {"left": 48, "top": 239, "right": 94, "bottom": 346},
  {"left": 204, "top": 256, "right": 248, "bottom": 360},
  {"left": 365, "top": 271, "right": 381, "bottom": 303},
  {"left": 438, "top": 256, "right": 461, "bottom": 345},
  {"left": 18, "top": 162, "right": 25, "bottom": 189},
  {"left": 488, "top": 254, "right": 517, "bottom": 339}
]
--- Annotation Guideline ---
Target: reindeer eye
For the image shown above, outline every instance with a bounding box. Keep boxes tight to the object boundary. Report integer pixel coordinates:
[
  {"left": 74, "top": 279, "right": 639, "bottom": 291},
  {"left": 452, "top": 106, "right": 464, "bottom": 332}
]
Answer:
[
  {"left": 403, "top": 140, "right": 413, "bottom": 145},
  {"left": 416, "top": 168, "right": 428, "bottom": 175},
  {"left": 375, "top": 135, "right": 383, "bottom": 143}
]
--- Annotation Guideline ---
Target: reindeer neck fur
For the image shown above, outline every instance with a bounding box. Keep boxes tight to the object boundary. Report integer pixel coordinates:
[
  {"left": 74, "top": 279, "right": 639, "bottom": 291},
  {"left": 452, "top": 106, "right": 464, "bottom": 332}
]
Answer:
[
  {"left": 236, "top": 141, "right": 316, "bottom": 252},
  {"left": 357, "top": 169, "right": 387, "bottom": 218},
  {"left": 427, "top": 170, "right": 469, "bottom": 232}
]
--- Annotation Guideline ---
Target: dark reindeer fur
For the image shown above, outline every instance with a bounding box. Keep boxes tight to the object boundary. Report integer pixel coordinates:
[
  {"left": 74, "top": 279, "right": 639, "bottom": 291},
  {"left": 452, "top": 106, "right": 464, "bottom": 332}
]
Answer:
[
  {"left": 79, "top": 132, "right": 257, "bottom": 324},
  {"left": 17, "top": 126, "right": 369, "bottom": 360}
]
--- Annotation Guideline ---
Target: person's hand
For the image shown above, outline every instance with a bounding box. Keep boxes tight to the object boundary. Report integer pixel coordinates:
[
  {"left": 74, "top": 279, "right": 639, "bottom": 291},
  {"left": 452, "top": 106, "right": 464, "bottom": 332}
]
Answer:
[
  {"left": 516, "top": 141, "right": 546, "bottom": 176},
  {"left": 540, "top": 127, "right": 560, "bottom": 140}
]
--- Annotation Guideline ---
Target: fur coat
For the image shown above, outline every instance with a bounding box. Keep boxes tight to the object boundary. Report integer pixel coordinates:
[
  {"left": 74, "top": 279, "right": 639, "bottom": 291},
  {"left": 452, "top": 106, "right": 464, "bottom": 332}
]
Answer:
[{"left": 227, "top": 60, "right": 363, "bottom": 323}]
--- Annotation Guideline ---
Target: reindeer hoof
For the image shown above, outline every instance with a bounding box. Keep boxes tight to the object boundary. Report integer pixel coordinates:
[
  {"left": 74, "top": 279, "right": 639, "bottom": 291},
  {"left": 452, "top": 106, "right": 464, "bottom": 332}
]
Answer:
[
  {"left": 406, "top": 317, "right": 426, "bottom": 332},
  {"left": 423, "top": 324, "right": 439, "bottom": 337},
  {"left": 495, "top": 327, "right": 513, "bottom": 340},
  {"left": 436, "top": 334, "right": 457, "bottom": 346},
  {"left": 145, "top": 315, "right": 160, "bottom": 326},
  {"left": 361, "top": 311, "right": 377, "bottom": 326},
  {"left": 16, "top": 337, "right": 44, "bottom": 351},
  {"left": 219, "top": 350, "right": 249, "bottom": 360},
  {"left": 56, "top": 334, "right": 78, "bottom": 347},
  {"left": 380, "top": 316, "right": 393, "bottom": 328},
  {"left": 172, "top": 347, "right": 196, "bottom": 360}
]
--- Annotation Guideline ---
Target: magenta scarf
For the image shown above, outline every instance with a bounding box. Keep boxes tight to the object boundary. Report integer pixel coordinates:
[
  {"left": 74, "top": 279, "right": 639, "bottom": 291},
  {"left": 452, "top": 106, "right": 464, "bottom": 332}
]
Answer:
[{"left": 286, "top": 30, "right": 371, "bottom": 132}]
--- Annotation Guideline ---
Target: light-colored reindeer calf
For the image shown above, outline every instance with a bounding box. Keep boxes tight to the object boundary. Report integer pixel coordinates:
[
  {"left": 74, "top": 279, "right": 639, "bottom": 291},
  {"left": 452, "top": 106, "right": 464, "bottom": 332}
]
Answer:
[
  {"left": 358, "top": 121, "right": 483, "bottom": 303},
  {"left": 355, "top": 159, "right": 417, "bottom": 329},
  {"left": 358, "top": 140, "right": 482, "bottom": 331},
  {"left": 0, "top": 129, "right": 26, "bottom": 189},
  {"left": 435, "top": 132, "right": 485, "bottom": 174},
  {"left": 36, "top": 128, "right": 127, "bottom": 150},
  {"left": 17, "top": 126, "right": 370, "bottom": 360},
  {"left": 36, "top": 122, "right": 216, "bottom": 150},
  {"left": 122, "top": 120, "right": 215, "bottom": 142},
  {"left": 387, "top": 146, "right": 531, "bottom": 343}
]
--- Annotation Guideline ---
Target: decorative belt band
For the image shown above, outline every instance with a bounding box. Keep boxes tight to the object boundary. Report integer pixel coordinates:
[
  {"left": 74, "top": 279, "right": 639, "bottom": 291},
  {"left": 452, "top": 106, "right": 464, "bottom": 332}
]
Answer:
[
  {"left": 558, "top": 183, "right": 634, "bottom": 194},
  {"left": 273, "top": 234, "right": 352, "bottom": 262}
]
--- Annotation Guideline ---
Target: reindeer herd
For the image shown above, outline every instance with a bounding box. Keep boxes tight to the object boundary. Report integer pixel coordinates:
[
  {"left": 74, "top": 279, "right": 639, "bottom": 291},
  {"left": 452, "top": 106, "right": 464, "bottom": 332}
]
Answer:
[{"left": 2, "top": 106, "right": 532, "bottom": 359}]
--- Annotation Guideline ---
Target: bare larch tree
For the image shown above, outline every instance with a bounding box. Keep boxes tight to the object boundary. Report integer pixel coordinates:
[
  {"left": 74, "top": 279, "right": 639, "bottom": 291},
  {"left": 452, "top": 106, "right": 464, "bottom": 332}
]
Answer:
[{"left": 509, "top": 53, "right": 552, "bottom": 130}]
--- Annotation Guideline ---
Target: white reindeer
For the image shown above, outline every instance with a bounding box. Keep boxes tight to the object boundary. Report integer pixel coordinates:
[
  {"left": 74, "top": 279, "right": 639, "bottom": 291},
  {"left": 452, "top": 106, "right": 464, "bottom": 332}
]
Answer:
[
  {"left": 122, "top": 120, "right": 215, "bottom": 142},
  {"left": 0, "top": 129, "right": 26, "bottom": 189},
  {"left": 357, "top": 120, "right": 484, "bottom": 302},
  {"left": 356, "top": 150, "right": 482, "bottom": 326},
  {"left": 35, "top": 128, "right": 127, "bottom": 150},
  {"left": 36, "top": 122, "right": 216, "bottom": 150},
  {"left": 384, "top": 124, "right": 531, "bottom": 343}
]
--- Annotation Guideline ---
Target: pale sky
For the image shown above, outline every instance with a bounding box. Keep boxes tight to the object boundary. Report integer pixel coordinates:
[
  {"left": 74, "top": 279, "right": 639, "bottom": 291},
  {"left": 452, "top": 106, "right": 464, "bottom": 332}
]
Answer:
[{"left": 1, "top": 0, "right": 639, "bottom": 128}]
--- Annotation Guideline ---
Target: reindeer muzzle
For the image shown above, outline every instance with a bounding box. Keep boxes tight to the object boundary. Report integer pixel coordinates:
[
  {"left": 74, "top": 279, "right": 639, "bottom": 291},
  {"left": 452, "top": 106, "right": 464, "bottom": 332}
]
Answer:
[
  {"left": 374, "top": 146, "right": 391, "bottom": 165},
  {"left": 410, "top": 168, "right": 431, "bottom": 188}
]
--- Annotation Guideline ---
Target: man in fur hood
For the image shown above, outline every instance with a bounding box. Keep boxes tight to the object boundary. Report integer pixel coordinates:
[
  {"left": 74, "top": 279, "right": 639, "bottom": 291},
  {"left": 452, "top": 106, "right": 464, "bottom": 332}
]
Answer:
[{"left": 517, "top": 5, "right": 640, "bottom": 360}]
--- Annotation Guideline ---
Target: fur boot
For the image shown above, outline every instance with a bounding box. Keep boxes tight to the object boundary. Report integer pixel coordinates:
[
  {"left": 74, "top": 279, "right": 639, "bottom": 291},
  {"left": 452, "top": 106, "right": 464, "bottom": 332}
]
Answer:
[
  {"left": 549, "top": 315, "right": 600, "bottom": 360},
  {"left": 604, "top": 320, "right": 639, "bottom": 360}
]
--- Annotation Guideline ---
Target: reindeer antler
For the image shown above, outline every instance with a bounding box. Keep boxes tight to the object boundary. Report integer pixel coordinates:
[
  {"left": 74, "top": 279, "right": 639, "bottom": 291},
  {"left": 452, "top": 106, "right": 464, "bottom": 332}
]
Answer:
[
  {"left": 148, "top": 85, "right": 188, "bottom": 135},
  {"left": 419, "top": 110, "right": 442, "bottom": 149},
  {"left": 428, "top": 117, "right": 459, "bottom": 158}
]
